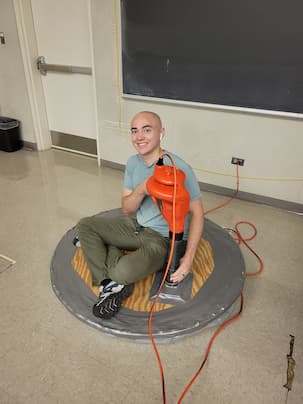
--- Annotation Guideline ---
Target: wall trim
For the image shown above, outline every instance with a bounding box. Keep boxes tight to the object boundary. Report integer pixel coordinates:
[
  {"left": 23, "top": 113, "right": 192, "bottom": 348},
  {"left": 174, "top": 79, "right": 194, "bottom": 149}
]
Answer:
[
  {"left": 101, "top": 159, "right": 125, "bottom": 171},
  {"left": 23, "top": 141, "right": 37, "bottom": 150},
  {"left": 51, "top": 131, "right": 97, "bottom": 156},
  {"left": 101, "top": 159, "right": 303, "bottom": 214},
  {"left": 199, "top": 182, "right": 303, "bottom": 214}
]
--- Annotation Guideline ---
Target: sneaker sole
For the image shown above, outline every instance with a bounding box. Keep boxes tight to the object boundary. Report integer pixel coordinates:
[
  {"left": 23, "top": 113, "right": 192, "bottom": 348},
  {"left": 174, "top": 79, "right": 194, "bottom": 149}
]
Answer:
[{"left": 92, "top": 283, "right": 134, "bottom": 319}]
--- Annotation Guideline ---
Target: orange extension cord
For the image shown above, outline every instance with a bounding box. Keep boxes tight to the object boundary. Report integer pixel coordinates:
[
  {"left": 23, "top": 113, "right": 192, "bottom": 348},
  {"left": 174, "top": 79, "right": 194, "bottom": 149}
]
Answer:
[
  {"left": 148, "top": 158, "right": 264, "bottom": 404},
  {"left": 148, "top": 153, "right": 177, "bottom": 403}
]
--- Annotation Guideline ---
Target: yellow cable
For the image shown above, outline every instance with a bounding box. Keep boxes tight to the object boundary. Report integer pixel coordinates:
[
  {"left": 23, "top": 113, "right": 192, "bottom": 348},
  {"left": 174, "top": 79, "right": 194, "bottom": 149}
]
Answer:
[
  {"left": 0, "top": 254, "right": 16, "bottom": 265},
  {"left": 194, "top": 167, "right": 303, "bottom": 182}
]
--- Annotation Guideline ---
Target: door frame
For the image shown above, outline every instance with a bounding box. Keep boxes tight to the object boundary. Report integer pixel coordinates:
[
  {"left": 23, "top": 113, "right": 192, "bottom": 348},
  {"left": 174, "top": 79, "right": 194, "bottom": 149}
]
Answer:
[{"left": 13, "top": 0, "right": 100, "bottom": 161}]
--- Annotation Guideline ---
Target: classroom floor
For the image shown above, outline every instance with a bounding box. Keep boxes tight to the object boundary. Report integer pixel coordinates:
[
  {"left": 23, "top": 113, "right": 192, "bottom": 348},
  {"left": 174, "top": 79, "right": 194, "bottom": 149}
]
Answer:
[{"left": 0, "top": 148, "right": 302, "bottom": 404}]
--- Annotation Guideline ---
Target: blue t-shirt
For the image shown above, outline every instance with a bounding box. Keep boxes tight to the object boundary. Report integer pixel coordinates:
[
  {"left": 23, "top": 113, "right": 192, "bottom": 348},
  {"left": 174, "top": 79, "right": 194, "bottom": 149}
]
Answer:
[{"left": 123, "top": 152, "right": 201, "bottom": 238}]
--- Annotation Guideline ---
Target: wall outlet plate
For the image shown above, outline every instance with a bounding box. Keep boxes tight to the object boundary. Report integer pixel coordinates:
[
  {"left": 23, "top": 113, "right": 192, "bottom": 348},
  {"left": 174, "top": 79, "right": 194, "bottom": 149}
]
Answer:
[{"left": 231, "top": 157, "right": 245, "bottom": 166}]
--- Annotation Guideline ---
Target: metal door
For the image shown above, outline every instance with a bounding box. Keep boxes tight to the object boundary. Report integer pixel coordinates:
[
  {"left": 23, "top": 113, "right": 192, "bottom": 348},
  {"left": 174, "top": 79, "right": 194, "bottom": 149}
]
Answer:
[{"left": 31, "top": 0, "right": 98, "bottom": 156}]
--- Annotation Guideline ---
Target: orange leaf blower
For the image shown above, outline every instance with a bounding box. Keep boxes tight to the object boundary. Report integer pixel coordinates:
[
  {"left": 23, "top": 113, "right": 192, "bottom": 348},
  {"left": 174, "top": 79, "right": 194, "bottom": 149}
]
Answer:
[{"left": 146, "top": 155, "right": 190, "bottom": 285}]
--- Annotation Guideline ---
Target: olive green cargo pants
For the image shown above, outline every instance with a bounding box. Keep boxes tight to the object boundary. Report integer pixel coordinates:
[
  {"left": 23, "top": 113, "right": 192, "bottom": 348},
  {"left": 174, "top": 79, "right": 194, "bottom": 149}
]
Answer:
[{"left": 76, "top": 214, "right": 169, "bottom": 286}]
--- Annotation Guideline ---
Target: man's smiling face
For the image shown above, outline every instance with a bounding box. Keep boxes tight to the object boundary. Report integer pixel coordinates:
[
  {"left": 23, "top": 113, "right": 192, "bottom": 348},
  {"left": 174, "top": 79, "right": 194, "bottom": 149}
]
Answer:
[{"left": 130, "top": 112, "right": 164, "bottom": 162}]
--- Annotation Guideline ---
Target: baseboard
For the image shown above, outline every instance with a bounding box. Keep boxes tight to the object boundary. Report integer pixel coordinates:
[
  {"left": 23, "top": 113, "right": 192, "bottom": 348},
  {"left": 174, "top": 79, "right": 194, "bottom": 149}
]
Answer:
[
  {"left": 101, "top": 159, "right": 125, "bottom": 171},
  {"left": 101, "top": 159, "right": 303, "bottom": 214},
  {"left": 23, "top": 141, "right": 37, "bottom": 150},
  {"left": 200, "top": 182, "right": 303, "bottom": 214},
  {"left": 51, "top": 131, "right": 97, "bottom": 156}
]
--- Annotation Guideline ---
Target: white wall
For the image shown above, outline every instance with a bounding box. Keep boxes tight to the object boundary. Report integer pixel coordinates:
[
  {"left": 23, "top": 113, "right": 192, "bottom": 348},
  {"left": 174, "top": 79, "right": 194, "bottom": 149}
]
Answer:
[
  {"left": 0, "top": 0, "right": 35, "bottom": 143},
  {"left": 1, "top": 0, "right": 302, "bottom": 205},
  {"left": 91, "top": 1, "right": 303, "bottom": 205}
]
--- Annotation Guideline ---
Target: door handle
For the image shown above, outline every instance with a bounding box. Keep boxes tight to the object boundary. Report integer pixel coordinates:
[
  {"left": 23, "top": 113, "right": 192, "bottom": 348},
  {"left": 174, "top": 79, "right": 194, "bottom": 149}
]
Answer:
[{"left": 37, "top": 56, "right": 92, "bottom": 76}]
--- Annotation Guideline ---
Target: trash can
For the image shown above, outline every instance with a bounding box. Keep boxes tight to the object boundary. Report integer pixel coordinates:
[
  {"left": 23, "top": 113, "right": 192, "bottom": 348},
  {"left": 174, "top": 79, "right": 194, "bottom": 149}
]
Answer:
[{"left": 0, "top": 116, "right": 23, "bottom": 152}]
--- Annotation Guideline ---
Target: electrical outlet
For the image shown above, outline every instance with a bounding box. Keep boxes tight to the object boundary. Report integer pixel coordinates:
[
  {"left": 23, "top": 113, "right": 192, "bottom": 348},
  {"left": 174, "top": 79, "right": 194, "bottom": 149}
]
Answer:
[{"left": 231, "top": 157, "right": 245, "bottom": 166}]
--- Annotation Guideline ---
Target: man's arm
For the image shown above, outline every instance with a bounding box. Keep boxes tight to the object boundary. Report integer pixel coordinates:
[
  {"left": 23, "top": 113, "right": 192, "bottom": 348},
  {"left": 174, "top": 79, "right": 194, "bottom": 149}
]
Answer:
[
  {"left": 169, "top": 197, "right": 204, "bottom": 283},
  {"left": 121, "top": 180, "right": 148, "bottom": 214}
]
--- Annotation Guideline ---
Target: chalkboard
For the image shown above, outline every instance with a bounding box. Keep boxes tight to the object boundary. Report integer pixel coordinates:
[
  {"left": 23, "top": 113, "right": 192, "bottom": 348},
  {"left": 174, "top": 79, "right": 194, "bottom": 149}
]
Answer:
[{"left": 121, "top": 0, "right": 303, "bottom": 115}]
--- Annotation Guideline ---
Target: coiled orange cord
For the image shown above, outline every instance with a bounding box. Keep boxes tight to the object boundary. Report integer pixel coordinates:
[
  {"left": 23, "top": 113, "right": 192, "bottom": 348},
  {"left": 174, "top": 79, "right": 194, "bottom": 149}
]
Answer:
[{"left": 232, "top": 221, "right": 263, "bottom": 277}]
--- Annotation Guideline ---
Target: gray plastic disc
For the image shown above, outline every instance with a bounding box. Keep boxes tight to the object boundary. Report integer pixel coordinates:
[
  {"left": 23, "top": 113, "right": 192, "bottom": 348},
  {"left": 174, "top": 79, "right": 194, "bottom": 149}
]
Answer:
[{"left": 50, "top": 209, "right": 245, "bottom": 343}]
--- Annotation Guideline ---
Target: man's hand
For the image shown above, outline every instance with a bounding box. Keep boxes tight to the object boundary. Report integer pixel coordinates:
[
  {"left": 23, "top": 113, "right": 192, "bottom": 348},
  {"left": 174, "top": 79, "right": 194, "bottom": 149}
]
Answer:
[
  {"left": 121, "top": 179, "right": 149, "bottom": 214},
  {"left": 169, "top": 257, "right": 191, "bottom": 283}
]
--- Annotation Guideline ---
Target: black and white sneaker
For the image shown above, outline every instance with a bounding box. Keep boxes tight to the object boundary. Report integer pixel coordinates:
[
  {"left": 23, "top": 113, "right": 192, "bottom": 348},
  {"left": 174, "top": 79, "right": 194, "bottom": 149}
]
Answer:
[
  {"left": 92, "top": 281, "right": 134, "bottom": 319},
  {"left": 73, "top": 237, "right": 81, "bottom": 248}
]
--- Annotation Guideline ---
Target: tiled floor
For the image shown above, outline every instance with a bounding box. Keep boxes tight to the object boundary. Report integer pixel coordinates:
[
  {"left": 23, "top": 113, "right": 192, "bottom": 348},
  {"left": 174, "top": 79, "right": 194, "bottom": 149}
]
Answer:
[{"left": 0, "top": 148, "right": 302, "bottom": 404}]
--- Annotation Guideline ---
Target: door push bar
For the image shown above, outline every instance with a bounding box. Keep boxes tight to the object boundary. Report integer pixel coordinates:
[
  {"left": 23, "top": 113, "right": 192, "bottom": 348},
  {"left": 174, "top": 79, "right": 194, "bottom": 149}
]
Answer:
[{"left": 37, "top": 56, "right": 92, "bottom": 76}]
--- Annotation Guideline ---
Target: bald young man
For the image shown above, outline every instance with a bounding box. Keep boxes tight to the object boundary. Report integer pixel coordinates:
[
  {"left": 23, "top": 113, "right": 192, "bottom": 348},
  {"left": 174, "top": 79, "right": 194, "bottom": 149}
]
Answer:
[{"left": 76, "top": 111, "right": 204, "bottom": 319}]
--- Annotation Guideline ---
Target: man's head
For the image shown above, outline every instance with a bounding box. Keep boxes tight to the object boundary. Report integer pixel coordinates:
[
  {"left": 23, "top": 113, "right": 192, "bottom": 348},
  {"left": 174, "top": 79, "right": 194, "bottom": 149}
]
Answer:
[{"left": 130, "top": 111, "right": 165, "bottom": 163}]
